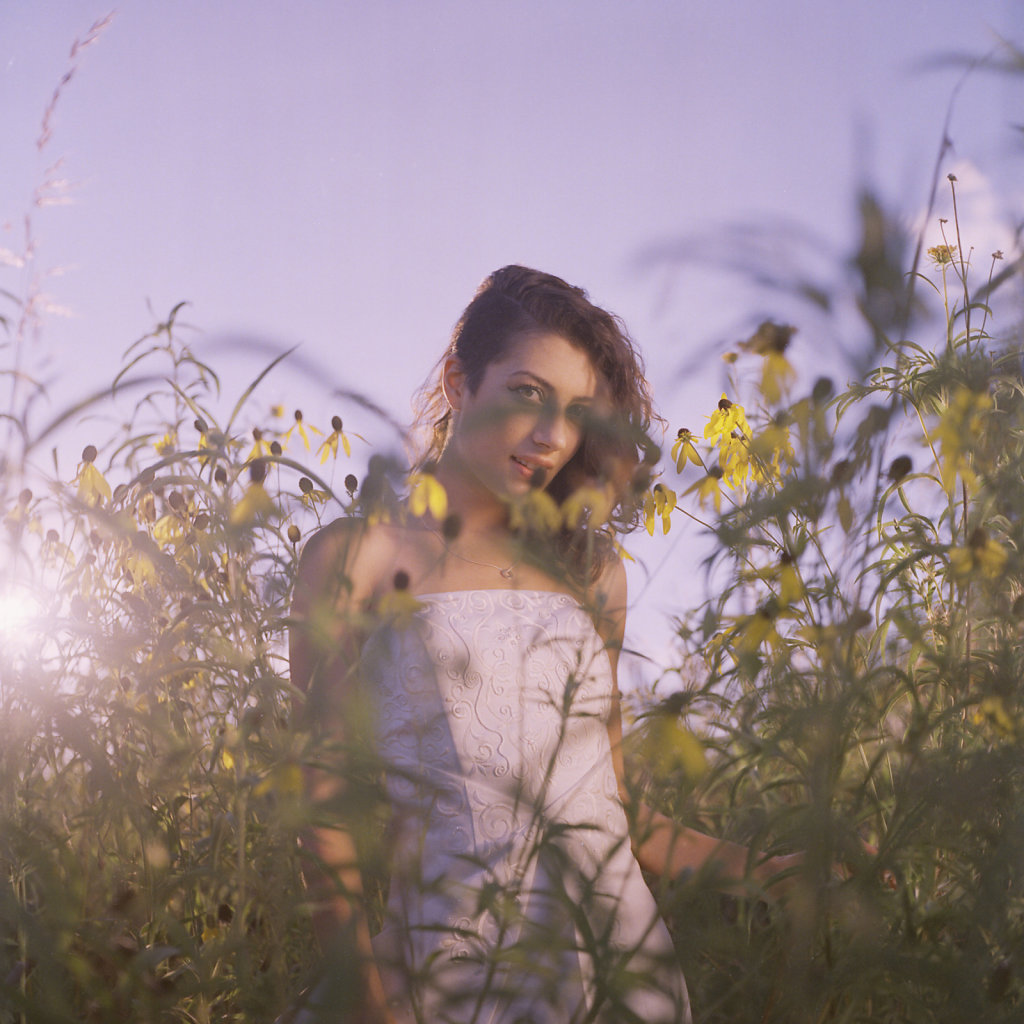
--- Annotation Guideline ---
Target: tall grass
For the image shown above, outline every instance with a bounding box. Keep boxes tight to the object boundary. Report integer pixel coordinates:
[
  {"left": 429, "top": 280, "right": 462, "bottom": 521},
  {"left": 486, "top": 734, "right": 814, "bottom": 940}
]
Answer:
[{"left": 2, "top": 27, "right": 1023, "bottom": 1024}]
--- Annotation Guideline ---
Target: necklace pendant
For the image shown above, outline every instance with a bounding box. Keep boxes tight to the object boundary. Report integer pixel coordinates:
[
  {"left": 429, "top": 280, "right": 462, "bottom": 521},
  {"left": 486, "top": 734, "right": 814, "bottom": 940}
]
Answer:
[{"left": 499, "top": 567, "right": 514, "bottom": 579}]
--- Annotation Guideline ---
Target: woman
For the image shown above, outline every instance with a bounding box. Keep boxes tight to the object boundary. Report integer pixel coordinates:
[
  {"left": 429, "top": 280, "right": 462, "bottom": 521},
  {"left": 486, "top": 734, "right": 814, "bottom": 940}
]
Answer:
[{"left": 289, "top": 267, "right": 796, "bottom": 1024}]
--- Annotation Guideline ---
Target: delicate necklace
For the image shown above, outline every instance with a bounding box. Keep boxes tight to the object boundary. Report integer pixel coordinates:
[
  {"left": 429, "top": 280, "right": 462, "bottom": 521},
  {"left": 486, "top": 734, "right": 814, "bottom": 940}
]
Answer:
[{"left": 433, "top": 532, "right": 519, "bottom": 579}]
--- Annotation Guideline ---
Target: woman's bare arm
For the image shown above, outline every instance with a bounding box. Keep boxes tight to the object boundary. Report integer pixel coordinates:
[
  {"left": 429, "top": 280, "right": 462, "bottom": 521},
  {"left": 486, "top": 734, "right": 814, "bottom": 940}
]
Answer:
[
  {"left": 597, "top": 559, "right": 799, "bottom": 895},
  {"left": 290, "top": 519, "right": 397, "bottom": 1023}
]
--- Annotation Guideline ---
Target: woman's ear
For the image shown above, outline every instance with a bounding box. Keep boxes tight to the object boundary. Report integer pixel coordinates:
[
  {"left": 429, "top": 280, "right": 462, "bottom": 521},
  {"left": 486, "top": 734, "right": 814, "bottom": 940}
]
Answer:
[{"left": 441, "top": 355, "right": 467, "bottom": 411}]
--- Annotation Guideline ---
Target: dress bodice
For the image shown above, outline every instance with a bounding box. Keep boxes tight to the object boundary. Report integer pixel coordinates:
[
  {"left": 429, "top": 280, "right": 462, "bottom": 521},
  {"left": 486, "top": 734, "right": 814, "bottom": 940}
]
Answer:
[
  {"left": 360, "top": 590, "right": 690, "bottom": 1024},
  {"left": 364, "top": 590, "right": 622, "bottom": 854}
]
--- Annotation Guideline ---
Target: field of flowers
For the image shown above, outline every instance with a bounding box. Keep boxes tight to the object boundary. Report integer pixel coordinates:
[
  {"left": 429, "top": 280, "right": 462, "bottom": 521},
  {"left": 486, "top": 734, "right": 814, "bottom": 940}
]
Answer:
[{"left": 2, "top": 35, "right": 1023, "bottom": 1024}]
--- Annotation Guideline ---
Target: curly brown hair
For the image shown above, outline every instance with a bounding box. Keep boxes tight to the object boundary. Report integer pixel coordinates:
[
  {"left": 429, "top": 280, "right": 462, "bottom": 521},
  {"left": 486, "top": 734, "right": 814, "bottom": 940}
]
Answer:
[{"left": 412, "top": 266, "right": 660, "bottom": 582}]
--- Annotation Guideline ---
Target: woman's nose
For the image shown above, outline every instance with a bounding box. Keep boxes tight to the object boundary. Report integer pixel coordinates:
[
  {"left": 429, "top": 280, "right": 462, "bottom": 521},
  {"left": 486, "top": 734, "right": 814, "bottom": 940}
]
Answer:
[{"left": 532, "top": 407, "right": 569, "bottom": 450}]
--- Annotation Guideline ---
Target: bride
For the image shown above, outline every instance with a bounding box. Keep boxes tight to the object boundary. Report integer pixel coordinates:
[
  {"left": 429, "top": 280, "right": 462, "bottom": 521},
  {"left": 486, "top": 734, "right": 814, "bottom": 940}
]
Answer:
[{"left": 289, "top": 266, "right": 797, "bottom": 1023}]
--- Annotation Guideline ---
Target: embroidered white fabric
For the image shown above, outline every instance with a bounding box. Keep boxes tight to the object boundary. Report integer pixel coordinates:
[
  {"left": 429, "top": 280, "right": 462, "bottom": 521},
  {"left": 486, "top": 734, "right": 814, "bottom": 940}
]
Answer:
[{"left": 361, "top": 589, "right": 691, "bottom": 1024}]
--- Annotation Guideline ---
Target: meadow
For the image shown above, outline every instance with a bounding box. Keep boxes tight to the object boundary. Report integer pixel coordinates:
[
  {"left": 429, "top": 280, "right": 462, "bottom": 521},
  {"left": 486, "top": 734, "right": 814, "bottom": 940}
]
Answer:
[{"left": 2, "top": 39, "right": 1023, "bottom": 1024}]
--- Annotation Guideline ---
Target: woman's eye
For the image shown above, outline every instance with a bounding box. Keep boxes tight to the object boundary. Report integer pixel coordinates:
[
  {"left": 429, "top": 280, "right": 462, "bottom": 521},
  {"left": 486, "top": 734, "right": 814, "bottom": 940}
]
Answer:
[
  {"left": 512, "top": 384, "right": 543, "bottom": 403},
  {"left": 567, "top": 405, "right": 588, "bottom": 424}
]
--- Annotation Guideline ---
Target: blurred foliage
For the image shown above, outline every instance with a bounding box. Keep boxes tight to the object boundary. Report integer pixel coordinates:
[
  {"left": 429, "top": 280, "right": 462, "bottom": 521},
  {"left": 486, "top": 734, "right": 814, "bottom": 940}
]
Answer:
[
  {"left": 0, "top": 309, "right": 357, "bottom": 1021},
  {"left": 635, "top": 173, "right": 1024, "bottom": 1022}
]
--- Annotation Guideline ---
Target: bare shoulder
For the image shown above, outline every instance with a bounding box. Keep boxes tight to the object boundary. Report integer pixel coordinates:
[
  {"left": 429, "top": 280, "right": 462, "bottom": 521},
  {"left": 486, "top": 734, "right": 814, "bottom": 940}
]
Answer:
[{"left": 293, "top": 516, "right": 406, "bottom": 611}]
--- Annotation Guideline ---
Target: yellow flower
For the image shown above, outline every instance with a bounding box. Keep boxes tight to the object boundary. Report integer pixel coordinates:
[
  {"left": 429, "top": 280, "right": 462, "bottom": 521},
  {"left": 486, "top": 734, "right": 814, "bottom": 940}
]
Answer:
[
  {"left": 749, "top": 419, "right": 794, "bottom": 484},
  {"left": 637, "top": 714, "right": 707, "bottom": 780},
  {"left": 927, "top": 244, "right": 957, "bottom": 267},
  {"left": 377, "top": 571, "right": 424, "bottom": 627},
  {"left": 230, "top": 484, "right": 276, "bottom": 525},
  {"left": 73, "top": 445, "right": 111, "bottom": 506},
  {"left": 670, "top": 428, "right": 703, "bottom": 475},
  {"left": 282, "top": 409, "right": 323, "bottom": 452},
  {"left": 5, "top": 488, "right": 37, "bottom": 532},
  {"left": 562, "top": 483, "right": 616, "bottom": 529},
  {"left": 777, "top": 554, "right": 804, "bottom": 606},
  {"left": 683, "top": 466, "right": 724, "bottom": 513},
  {"left": 245, "top": 427, "right": 273, "bottom": 463},
  {"left": 974, "top": 695, "right": 1016, "bottom": 738},
  {"left": 298, "top": 476, "right": 331, "bottom": 509},
  {"left": 927, "top": 387, "right": 992, "bottom": 494},
  {"left": 154, "top": 430, "right": 177, "bottom": 455},
  {"left": 734, "top": 606, "right": 781, "bottom": 655},
  {"left": 318, "top": 415, "right": 353, "bottom": 464},
  {"left": 797, "top": 623, "right": 841, "bottom": 664},
  {"left": 949, "top": 527, "right": 1008, "bottom": 580},
  {"left": 152, "top": 514, "right": 185, "bottom": 549},
  {"left": 760, "top": 350, "right": 797, "bottom": 405},
  {"left": 612, "top": 539, "right": 636, "bottom": 564},
  {"left": 254, "top": 762, "right": 304, "bottom": 798},
  {"left": 122, "top": 536, "right": 159, "bottom": 587},
  {"left": 642, "top": 483, "right": 676, "bottom": 535},
  {"left": 408, "top": 471, "right": 448, "bottom": 520},
  {"left": 719, "top": 433, "right": 750, "bottom": 490},
  {"left": 704, "top": 394, "right": 750, "bottom": 445},
  {"left": 508, "top": 489, "right": 562, "bottom": 534}
]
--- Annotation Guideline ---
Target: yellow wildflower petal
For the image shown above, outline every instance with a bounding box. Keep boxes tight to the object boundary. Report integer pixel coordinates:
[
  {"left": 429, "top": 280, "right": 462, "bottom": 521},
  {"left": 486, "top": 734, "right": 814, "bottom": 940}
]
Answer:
[
  {"left": 377, "top": 587, "right": 424, "bottom": 628},
  {"left": 704, "top": 395, "right": 731, "bottom": 443},
  {"left": 230, "top": 483, "right": 276, "bottom": 525},
  {"left": 317, "top": 435, "right": 337, "bottom": 464},
  {"left": 977, "top": 537, "right": 1008, "bottom": 578},
  {"left": 152, "top": 514, "right": 184, "bottom": 549},
  {"left": 975, "top": 696, "right": 1016, "bottom": 738},
  {"left": 643, "top": 493, "right": 656, "bottom": 536},
  {"left": 641, "top": 716, "right": 707, "bottom": 779},
  {"left": 719, "top": 434, "right": 749, "bottom": 490},
  {"left": 154, "top": 430, "right": 177, "bottom": 455},
  {"left": 760, "top": 351, "right": 796, "bottom": 405},
  {"left": 509, "top": 489, "right": 562, "bottom": 533},
  {"left": 778, "top": 562, "right": 804, "bottom": 606},
  {"left": 124, "top": 551, "right": 157, "bottom": 586},
  {"left": 735, "top": 609, "right": 778, "bottom": 654},
  {"left": 75, "top": 463, "right": 112, "bottom": 506},
  {"left": 683, "top": 469, "right": 724, "bottom": 513},
  {"left": 408, "top": 473, "right": 448, "bottom": 520},
  {"left": 670, "top": 430, "right": 702, "bottom": 474},
  {"left": 651, "top": 483, "right": 676, "bottom": 534},
  {"left": 562, "top": 484, "right": 615, "bottom": 529},
  {"left": 255, "top": 762, "right": 304, "bottom": 798}
]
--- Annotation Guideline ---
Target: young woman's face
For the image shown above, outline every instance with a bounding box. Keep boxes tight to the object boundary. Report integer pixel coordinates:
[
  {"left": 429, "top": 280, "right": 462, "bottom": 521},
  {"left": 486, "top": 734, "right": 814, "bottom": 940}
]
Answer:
[{"left": 445, "top": 332, "right": 602, "bottom": 502}]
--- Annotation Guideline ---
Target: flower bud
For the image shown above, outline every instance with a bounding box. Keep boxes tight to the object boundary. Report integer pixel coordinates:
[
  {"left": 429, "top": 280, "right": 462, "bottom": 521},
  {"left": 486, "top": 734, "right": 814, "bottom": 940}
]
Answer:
[
  {"left": 887, "top": 456, "right": 912, "bottom": 482},
  {"left": 812, "top": 377, "right": 834, "bottom": 403}
]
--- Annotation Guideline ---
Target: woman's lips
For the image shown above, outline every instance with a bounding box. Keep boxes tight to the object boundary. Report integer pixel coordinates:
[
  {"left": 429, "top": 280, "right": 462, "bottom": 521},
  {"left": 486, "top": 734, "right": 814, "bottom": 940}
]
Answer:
[{"left": 511, "top": 456, "right": 551, "bottom": 485}]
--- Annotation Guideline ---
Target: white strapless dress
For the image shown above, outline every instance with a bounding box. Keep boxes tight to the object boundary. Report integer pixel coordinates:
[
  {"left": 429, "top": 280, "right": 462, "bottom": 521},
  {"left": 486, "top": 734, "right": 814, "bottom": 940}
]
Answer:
[{"left": 362, "top": 590, "right": 690, "bottom": 1024}]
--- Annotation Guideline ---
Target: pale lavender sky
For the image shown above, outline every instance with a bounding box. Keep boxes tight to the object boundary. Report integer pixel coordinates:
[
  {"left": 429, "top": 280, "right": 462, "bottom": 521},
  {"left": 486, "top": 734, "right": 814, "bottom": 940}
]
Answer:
[{"left": 4, "top": 0, "right": 1022, "bottom": 674}]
